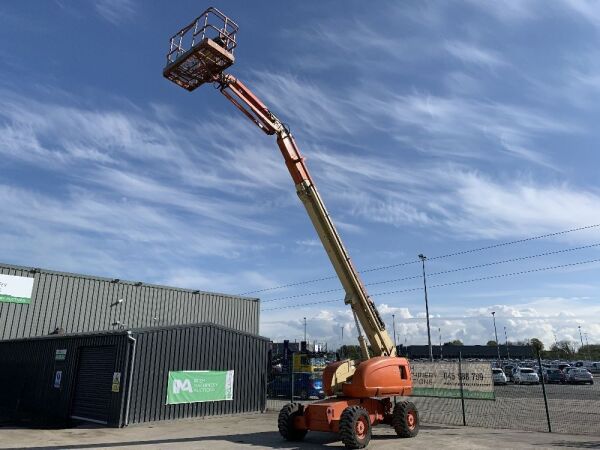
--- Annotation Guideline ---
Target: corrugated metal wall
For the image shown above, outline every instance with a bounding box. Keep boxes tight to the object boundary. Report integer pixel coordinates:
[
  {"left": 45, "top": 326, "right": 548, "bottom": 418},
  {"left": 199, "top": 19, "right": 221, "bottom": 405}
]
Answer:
[
  {"left": 0, "top": 331, "right": 131, "bottom": 427},
  {"left": 0, "top": 324, "right": 268, "bottom": 427},
  {"left": 128, "top": 323, "right": 269, "bottom": 424},
  {"left": 0, "top": 263, "right": 259, "bottom": 340}
]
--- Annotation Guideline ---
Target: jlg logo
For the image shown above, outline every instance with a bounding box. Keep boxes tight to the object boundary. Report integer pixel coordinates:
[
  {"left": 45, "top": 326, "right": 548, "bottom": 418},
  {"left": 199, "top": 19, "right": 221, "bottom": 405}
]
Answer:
[{"left": 173, "top": 379, "right": 193, "bottom": 394}]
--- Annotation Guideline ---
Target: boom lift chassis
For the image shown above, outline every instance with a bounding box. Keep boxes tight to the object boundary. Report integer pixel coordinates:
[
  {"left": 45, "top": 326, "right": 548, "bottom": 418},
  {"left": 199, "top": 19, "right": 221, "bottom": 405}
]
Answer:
[{"left": 163, "top": 7, "right": 419, "bottom": 448}]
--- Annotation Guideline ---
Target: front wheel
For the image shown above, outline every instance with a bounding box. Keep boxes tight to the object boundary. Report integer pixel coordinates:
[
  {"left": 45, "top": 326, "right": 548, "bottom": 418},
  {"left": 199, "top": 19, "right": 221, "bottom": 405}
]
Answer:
[
  {"left": 278, "top": 403, "right": 307, "bottom": 441},
  {"left": 392, "top": 401, "right": 419, "bottom": 438},
  {"left": 339, "top": 405, "right": 372, "bottom": 449}
]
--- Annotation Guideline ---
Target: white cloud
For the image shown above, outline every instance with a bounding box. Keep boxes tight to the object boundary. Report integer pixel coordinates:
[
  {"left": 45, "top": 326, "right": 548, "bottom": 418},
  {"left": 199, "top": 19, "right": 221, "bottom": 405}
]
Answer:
[
  {"left": 444, "top": 41, "right": 506, "bottom": 68},
  {"left": 441, "top": 171, "right": 600, "bottom": 239},
  {"left": 95, "top": 0, "right": 136, "bottom": 24}
]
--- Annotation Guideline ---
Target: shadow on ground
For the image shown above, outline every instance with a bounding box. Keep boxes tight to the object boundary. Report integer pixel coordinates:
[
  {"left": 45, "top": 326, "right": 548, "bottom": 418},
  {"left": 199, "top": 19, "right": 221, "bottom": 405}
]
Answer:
[
  {"left": 6, "top": 425, "right": 451, "bottom": 450},
  {"left": 539, "top": 442, "right": 600, "bottom": 449}
]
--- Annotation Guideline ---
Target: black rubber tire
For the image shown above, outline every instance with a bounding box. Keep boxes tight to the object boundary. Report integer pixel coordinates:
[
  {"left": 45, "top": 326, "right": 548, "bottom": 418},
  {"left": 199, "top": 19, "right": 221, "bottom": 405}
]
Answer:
[
  {"left": 300, "top": 390, "right": 309, "bottom": 400},
  {"left": 339, "top": 405, "right": 372, "bottom": 449},
  {"left": 278, "top": 403, "right": 307, "bottom": 441},
  {"left": 392, "top": 401, "right": 419, "bottom": 438}
]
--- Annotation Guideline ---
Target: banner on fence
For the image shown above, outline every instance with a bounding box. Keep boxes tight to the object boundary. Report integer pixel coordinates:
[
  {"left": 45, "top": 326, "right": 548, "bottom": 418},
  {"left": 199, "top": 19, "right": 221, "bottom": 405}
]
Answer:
[
  {"left": 411, "top": 362, "right": 495, "bottom": 400},
  {"left": 166, "top": 370, "right": 234, "bottom": 405}
]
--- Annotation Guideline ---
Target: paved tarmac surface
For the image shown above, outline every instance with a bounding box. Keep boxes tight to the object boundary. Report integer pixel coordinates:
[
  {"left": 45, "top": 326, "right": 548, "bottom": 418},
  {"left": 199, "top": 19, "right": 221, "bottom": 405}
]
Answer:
[{"left": 2, "top": 412, "right": 600, "bottom": 450}]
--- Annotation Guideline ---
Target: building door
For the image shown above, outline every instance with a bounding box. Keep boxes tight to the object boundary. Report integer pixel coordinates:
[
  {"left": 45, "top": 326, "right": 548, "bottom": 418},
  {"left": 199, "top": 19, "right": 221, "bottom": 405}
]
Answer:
[{"left": 70, "top": 346, "right": 116, "bottom": 424}]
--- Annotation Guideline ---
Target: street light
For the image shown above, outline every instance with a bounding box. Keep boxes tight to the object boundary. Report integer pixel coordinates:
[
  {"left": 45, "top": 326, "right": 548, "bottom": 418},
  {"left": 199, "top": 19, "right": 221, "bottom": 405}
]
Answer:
[
  {"left": 585, "top": 333, "right": 591, "bottom": 361},
  {"left": 438, "top": 327, "right": 442, "bottom": 360},
  {"left": 303, "top": 317, "right": 307, "bottom": 343},
  {"left": 418, "top": 254, "right": 433, "bottom": 362},
  {"left": 578, "top": 325, "right": 585, "bottom": 357},
  {"left": 491, "top": 312, "right": 501, "bottom": 363},
  {"left": 392, "top": 314, "right": 397, "bottom": 349},
  {"left": 504, "top": 326, "right": 511, "bottom": 360}
]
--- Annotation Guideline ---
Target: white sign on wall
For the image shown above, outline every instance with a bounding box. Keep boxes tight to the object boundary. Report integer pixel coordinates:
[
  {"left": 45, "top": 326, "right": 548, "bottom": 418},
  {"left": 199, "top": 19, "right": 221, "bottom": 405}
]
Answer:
[
  {"left": 0, "top": 274, "right": 34, "bottom": 304},
  {"left": 411, "top": 362, "right": 495, "bottom": 400}
]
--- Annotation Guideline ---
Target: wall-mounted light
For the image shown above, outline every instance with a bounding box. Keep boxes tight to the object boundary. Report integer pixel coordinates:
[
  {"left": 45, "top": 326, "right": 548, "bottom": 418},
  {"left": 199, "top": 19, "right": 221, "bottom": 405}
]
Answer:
[{"left": 110, "top": 298, "right": 125, "bottom": 307}]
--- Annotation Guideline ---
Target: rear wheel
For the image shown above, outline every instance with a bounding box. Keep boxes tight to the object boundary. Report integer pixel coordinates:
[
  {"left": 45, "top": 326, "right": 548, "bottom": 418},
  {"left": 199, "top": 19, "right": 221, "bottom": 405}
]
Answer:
[
  {"left": 278, "top": 403, "right": 307, "bottom": 441},
  {"left": 392, "top": 401, "right": 419, "bottom": 438},
  {"left": 339, "top": 405, "right": 371, "bottom": 449}
]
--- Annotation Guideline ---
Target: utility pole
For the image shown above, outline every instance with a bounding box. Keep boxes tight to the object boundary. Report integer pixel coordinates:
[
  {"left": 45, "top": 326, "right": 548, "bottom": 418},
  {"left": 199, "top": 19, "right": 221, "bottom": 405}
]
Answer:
[
  {"left": 304, "top": 317, "right": 307, "bottom": 343},
  {"left": 578, "top": 325, "right": 585, "bottom": 358},
  {"left": 504, "top": 326, "right": 511, "bottom": 360},
  {"left": 553, "top": 332, "right": 560, "bottom": 359},
  {"left": 491, "top": 311, "right": 501, "bottom": 364},
  {"left": 392, "top": 314, "right": 397, "bottom": 349},
  {"left": 585, "top": 333, "right": 591, "bottom": 361},
  {"left": 418, "top": 254, "right": 433, "bottom": 362},
  {"left": 439, "top": 327, "right": 443, "bottom": 360}
]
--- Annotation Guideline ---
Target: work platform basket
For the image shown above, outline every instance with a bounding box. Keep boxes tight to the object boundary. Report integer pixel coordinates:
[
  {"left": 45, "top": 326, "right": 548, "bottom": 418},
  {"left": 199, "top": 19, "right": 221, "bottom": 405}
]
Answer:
[{"left": 163, "top": 7, "right": 238, "bottom": 91}]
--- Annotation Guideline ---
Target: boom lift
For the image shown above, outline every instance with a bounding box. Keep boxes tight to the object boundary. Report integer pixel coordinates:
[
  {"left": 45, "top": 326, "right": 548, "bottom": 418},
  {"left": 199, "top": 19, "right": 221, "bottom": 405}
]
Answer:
[{"left": 163, "top": 8, "right": 419, "bottom": 448}]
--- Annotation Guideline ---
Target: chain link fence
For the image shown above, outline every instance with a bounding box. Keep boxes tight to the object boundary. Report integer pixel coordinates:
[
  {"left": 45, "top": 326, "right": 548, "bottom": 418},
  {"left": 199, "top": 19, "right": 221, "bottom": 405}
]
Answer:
[{"left": 266, "top": 358, "right": 600, "bottom": 436}]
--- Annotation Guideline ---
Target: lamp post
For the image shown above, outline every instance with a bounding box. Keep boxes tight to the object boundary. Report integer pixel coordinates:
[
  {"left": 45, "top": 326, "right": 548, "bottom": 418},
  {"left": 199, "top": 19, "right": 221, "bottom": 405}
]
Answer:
[
  {"left": 304, "top": 317, "right": 307, "bottom": 343},
  {"left": 584, "top": 333, "right": 591, "bottom": 361},
  {"left": 491, "top": 311, "right": 501, "bottom": 363},
  {"left": 439, "top": 327, "right": 443, "bottom": 360},
  {"left": 578, "top": 325, "right": 585, "bottom": 357},
  {"left": 392, "top": 314, "right": 397, "bottom": 349},
  {"left": 504, "top": 326, "right": 511, "bottom": 360},
  {"left": 418, "top": 254, "right": 433, "bottom": 362}
]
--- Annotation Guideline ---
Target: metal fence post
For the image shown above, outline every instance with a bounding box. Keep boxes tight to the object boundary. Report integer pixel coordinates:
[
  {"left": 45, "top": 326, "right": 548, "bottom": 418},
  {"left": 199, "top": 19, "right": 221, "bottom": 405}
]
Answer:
[
  {"left": 537, "top": 350, "right": 552, "bottom": 433},
  {"left": 290, "top": 372, "right": 294, "bottom": 403},
  {"left": 458, "top": 351, "right": 466, "bottom": 426}
]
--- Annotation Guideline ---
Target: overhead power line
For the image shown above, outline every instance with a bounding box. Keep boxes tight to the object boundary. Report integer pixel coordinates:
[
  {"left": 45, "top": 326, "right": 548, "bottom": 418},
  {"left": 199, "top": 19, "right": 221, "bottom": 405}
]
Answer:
[
  {"left": 262, "top": 243, "right": 600, "bottom": 303},
  {"left": 241, "top": 223, "right": 600, "bottom": 296},
  {"left": 261, "top": 257, "right": 600, "bottom": 311}
]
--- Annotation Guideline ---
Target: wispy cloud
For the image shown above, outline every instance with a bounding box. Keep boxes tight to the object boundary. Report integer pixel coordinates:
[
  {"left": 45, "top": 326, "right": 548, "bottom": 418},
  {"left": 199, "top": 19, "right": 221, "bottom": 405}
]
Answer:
[
  {"left": 94, "top": 0, "right": 136, "bottom": 25},
  {"left": 444, "top": 41, "right": 506, "bottom": 68}
]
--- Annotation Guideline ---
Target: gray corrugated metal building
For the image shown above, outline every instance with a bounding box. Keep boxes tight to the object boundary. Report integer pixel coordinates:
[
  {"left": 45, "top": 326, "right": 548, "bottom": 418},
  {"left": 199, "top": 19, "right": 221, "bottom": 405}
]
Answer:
[
  {"left": 0, "top": 263, "right": 259, "bottom": 340},
  {"left": 0, "top": 323, "right": 269, "bottom": 426}
]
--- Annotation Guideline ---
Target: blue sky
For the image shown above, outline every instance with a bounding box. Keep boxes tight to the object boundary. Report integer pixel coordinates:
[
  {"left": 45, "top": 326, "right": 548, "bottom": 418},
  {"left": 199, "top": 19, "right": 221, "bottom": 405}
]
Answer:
[{"left": 2, "top": 1, "right": 600, "bottom": 349}]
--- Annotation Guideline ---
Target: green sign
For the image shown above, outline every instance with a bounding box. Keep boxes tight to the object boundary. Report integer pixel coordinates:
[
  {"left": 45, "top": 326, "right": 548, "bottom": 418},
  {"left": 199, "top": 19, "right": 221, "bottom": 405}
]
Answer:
[
  {"left": 0, "top": 274, "right": 34, "bottom": 304},
  {"left": 55, "top": 349, "right": 67, "bottom": 361},
  {"left": 166, "top": 370, "right": 234, "bottom": 405}
]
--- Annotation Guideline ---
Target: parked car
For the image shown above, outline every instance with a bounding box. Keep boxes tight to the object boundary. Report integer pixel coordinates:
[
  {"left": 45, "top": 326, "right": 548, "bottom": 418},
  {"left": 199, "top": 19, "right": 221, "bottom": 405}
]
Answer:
[
  {"left": 492, "top": 368, "right": 508, "bottom": 385},
  {"left": 558, "top": 363, "right": 571, "bottom": 372},
  {"left": 567, "top": 368, "right": 594, "bottom": 385},
  {"left": 563, "top": 366, "right": 576, "bottom": 379},
  {"left": 590, "top": 362, "right": 600, "bottom": 374},
  {"left": 503, "top": 364, "right": 515, "bottom": 381},
  {"left": 268, "top": 372, "right": 325, "bottom": 399},
  {"left": 543, "top": 368, "right": 565, "bottom": 384},
  {"left": 514, "top": 367, "right": 540, "bottom": 385}
]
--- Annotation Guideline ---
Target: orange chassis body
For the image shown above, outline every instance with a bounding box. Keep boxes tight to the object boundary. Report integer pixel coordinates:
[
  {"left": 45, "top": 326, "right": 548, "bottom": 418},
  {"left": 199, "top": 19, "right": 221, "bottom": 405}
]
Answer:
[{"left": 295, "top": 356, "right": 413, "bottom": 433}]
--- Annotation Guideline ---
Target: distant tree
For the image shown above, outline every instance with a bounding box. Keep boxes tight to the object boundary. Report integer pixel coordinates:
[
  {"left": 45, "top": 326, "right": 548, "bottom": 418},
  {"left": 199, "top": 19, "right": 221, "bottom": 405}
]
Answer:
[
  {"left": 550, "top": 340, "right": 576, "bottom": 358},
  {"left": 577, "top": 344, "right": 600, "bottom": 360},
  {"left": 486, "top": 340, "right": 497, "bottom": 346},
  {"left": 339, "top": 345, "right": 361, "bottom": 360},
  {"left": 530, "top": 338, "right": 544, "bottom": 353},
  {"left": 444, "top": 339, "right": 463, "bottom": 346}
]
